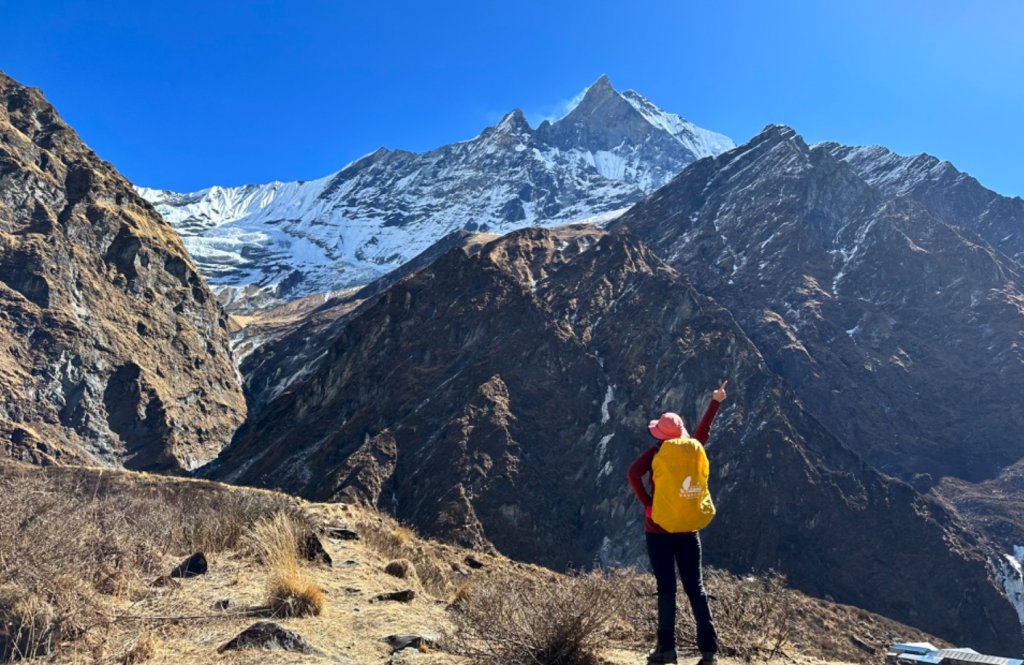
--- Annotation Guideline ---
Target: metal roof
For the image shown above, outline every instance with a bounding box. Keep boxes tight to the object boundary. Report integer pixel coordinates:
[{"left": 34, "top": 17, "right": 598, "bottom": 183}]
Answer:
[
  {"left": 887, "top": 643, "right": 1022, "bottom": 665},
  {"left": 933, "top": 650, "right": 1023, "bottom": 665}
]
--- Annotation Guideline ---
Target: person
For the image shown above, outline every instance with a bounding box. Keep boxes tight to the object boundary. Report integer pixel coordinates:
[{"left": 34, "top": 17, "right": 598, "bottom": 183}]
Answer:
[{"left": 627, "top": 380, "right": 728, "bottom": 665}]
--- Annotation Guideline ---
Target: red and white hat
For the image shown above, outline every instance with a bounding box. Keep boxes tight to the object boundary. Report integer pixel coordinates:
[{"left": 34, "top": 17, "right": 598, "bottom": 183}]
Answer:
[{"left": 648, "top": 412, "right": 688, "bottom": 440}]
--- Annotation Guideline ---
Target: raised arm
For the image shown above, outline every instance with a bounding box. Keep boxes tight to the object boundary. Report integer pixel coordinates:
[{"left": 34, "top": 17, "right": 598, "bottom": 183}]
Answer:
[{"left": 693, "top": 380, "right": 728, "bottom": 445}]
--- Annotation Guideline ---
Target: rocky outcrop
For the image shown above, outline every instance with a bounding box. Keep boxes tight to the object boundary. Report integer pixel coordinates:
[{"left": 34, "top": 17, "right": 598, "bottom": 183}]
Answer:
[
  {"left": 209, "top": 225, "right": 1021, "bottom": 653},
  {"left": 0, "top": 71, "right": 245, "bottom": 471}
]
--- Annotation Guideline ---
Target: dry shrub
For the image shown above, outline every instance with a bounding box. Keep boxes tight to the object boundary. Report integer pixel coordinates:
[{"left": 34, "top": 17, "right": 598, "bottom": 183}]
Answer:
[
  {"left": 0, "top": 585, "right": 57, "bottom": 660},
  {"left": 249, "top": 512, "right": 325, "bottom": 618},
  {"left": 706, "top": 570, "right": 794, "bottom": 659},
  {"left": 451, "top": 583, "right": 471, "bottom": 606},
  {"left": 447, "top": 570, "right": 623, "bottom": 665},
  {"left": 614, "top": 567, "right": 795, "bottom": 661},
  {"left": 384, "top": 558, "right": 416, "bottom": 579},
  {"left": 122, "top": 630, "right": 160, "bottom": 664}
]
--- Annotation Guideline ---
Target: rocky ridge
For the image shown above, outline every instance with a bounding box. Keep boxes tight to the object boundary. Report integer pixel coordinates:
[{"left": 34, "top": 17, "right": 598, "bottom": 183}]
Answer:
[{"left": 0, "top": 71, "right": 245, "bottom": 471}]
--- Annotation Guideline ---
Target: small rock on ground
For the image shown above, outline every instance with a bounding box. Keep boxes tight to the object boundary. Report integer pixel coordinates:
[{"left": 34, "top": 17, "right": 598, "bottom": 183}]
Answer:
[
  {"left": 326, "top": 526, "right": 361, "bottom": 540},
  {"left": 300, "top": 533, "right": 333, "bottom": 566},
  {"left": 385, "top": 634, "right": 438, "bottom": 653},
  {"left": 374, "top": 589, "right": 416, "bottom": 603},
  {"left": 170, "top": 552, "right": 208, "bottom": 578},
  {"left": 217, "top": 621, "right": 321, "bottom": 654}
]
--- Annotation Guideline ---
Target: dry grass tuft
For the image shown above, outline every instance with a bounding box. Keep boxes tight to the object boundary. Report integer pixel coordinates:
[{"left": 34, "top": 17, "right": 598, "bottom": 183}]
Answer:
[
  {"left": 122, "top": 630, "right": 160, "bottom": 664},
  {"left": 393, "top": 526, "right": 415, "bottom": 544},
  {"left": 384, "top": 558, "right": 416, "bottom": 579},
  {"left": 249, "top": 512, "right": 326, "bottom": 618},
  {"left": 450, "top": 583, "right": 472, "bottom": 607},
  {"left": 447, "top": 569, "right": 622, "bottom": 665},
  {"left": 267, "top": 576, "right": 326, "bottom": 619}
]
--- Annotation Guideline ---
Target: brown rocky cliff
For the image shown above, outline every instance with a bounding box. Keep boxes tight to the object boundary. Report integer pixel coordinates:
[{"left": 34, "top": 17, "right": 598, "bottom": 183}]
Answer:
[
  {"left": 0, "top": 71, "right": 245, "bottom": 470},
  {"left": 210, "top": 225, "right": 1021, "bottom": 653},
  {"left": 612, "top": 124, "right": 1024, "bottom": 485}
]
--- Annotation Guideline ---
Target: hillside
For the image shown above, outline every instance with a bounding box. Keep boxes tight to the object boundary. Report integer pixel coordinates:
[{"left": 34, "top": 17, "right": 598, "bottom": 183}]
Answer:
[
  {"left": 205, "top": 224, "right": 1021, "bottom": 653},
  {"left": 0, "top": 461, "right": 947, "bottom": 664},
  {"left": 0, "top": 71, "right": 245, "bottom": 471}
]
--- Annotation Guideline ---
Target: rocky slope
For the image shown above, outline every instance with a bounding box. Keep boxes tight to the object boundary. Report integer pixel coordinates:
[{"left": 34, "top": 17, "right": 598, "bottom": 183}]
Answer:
[
  {"left": 612, "top": 125, "right": 1024, "bottom": 485},
  {"left": 207, "top": 225, "right": 1022, "bottom": 653},
  {"left": 138, "top": 76, "right": 733, "bottom": 308},
  {"left": 0, "top": 71, "right": 245, "bottom": 471}
]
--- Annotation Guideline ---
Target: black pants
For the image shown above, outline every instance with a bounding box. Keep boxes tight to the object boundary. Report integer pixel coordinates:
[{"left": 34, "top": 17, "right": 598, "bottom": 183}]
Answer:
[{"left": 646, "top": 531, "right": 718, "bottom": 654}]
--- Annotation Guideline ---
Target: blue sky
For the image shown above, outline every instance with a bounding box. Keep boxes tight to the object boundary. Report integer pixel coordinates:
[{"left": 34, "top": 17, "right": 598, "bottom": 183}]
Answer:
[{"left": 2, "top": 1, "right": 1022, "bottom": 197}]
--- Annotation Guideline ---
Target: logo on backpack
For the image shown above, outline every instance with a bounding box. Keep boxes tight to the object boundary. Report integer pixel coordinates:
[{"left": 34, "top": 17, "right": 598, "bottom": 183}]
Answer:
[
  {"left": 650, "top": 438, "right": 715, "bottom": 532},
  {"left": 678, "top": 476, "right": 703, "bottom": 499}
]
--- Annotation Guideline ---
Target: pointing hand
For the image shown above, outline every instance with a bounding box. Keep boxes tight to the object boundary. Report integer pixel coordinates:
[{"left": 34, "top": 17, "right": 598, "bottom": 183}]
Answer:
[{"left": 712, "top": 380, "right": 728, "bottom": 403}]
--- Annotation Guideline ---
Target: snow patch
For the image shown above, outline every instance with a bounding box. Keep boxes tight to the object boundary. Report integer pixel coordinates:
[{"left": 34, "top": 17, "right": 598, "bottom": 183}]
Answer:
[
  {"left": 601, "top": 385, "right": 615, "bottom": 424},
  {"left": 996, "top": 546, "right": 1024, "bottom": 631}
]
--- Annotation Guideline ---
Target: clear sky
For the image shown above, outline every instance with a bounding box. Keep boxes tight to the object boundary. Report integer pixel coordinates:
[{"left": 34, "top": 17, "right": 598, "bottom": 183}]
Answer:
[{"left": 3, "top": 0, "right": 1022, "bottom": 197}]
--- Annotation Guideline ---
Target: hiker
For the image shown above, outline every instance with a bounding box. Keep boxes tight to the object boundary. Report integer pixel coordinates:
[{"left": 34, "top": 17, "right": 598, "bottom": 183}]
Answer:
[{"left": 627, "top": 380, "right": 728, "bottom": 665}]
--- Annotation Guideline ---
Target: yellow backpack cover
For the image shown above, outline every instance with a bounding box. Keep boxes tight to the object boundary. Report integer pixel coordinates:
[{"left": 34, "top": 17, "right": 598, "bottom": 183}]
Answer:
[{"left": 651, "top": 437, "right": 715, "bottom": 532}]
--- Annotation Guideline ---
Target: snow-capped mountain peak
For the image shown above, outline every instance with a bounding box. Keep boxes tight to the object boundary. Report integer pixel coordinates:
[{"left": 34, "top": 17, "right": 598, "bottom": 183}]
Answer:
[{"left": 139, "top": 78, "right": 735, "bottom": 309}]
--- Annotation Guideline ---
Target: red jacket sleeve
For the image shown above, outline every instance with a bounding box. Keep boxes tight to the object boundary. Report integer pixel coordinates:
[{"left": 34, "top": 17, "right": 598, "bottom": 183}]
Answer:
[
  {"left": 627, "top": 446, "right": 657, "bottom": 507},
  {"left": 692, "top": 399, "right": 721, "bottom": 445}
]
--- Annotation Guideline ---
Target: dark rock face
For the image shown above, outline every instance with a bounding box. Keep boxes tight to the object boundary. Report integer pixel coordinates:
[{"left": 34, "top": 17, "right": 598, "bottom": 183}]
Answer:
[
  {"left": 211, "top": 225, "right": 1020, "bottom": 652},
  {"left": 613, "top": 125, "right": 1024, "bottom": 485},
  {"left": 0, "top": 71, "right": 245, "bottom": 470}
]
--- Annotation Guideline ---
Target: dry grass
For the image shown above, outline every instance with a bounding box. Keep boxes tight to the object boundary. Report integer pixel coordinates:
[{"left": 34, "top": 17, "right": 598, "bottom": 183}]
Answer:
[
  {"left": 447, "top": 569, "right": 623, "bottom": 665},
  {"left": 444, "top": 565, "right": 804, "bottom": 665},
  {"left": 0, "top": 462, "right": 315, "bottom": 662},
  {"left": 0, "top": 584, "right": 60, "bottom": 660},
  {"left": 0, "top": 463, "right": 935, "bottom": 664},
  {"left": 248, "top": 512, "right": 325, "bottom": 618}
]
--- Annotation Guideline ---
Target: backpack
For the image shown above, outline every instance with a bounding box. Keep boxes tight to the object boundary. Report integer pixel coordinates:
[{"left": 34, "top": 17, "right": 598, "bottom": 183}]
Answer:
[{"left": 650, "top": 438, "right": 715, "bottom": 532}]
